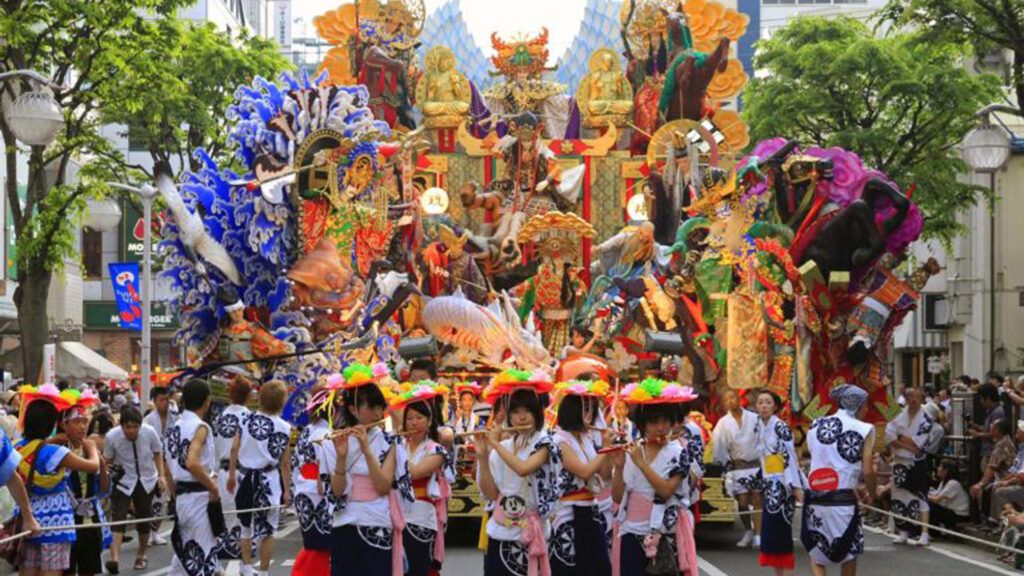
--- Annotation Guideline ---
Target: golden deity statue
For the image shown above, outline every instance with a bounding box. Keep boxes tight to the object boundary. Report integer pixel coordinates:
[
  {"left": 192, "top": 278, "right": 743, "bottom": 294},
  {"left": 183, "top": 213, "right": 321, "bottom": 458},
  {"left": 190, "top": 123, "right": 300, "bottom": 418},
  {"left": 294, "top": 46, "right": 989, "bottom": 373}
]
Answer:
[
  {"left": 576, "top": 48, "right": 634, "bottom": 128},
  {"left": 416, "top": 46, "right": 472, "bottom": 128}
]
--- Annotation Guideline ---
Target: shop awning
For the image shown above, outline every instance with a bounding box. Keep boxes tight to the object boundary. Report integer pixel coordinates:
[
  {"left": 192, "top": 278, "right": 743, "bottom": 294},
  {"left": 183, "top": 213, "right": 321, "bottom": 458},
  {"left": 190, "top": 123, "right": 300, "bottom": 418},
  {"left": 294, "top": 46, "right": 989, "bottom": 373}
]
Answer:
[{"left": 1, "top": 341, "right": 128, "bottom": 381}]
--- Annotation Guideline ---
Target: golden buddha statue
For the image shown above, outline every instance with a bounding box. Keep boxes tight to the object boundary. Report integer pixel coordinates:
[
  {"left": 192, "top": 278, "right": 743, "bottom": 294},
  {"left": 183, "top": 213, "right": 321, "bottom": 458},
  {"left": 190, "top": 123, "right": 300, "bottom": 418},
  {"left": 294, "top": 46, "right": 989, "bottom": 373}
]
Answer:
[
  {"left": 576, "top": 48, "right": 634, "bottom": 128},
  {"left": 416, "top": 46, "right": 471, "bottom": 128}
]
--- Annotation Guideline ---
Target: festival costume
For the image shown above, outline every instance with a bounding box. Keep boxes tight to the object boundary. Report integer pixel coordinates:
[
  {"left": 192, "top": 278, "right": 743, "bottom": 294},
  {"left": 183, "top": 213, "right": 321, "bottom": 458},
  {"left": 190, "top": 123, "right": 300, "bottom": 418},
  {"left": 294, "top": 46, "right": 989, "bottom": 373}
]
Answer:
[
  {"left": 754, "top": 414, "right": 804, "bottom": 570},
  {"left": 235, "top": 411, "right": 291, "bottom": 542},
  {"left": 64, "top": 401, "right": 111, "bottom": 575},
  {"left": 143, "top": 408, "right": 178, "bottom": 540},
  {"left": 711, "top": 408, "right": 762, "bottom": 495},
  {"left": 292, "top": 418, "right": 332, "bottom": 576},
  {"left": 884, "top": 406, "right": 943, "bottom": 538},
  {"left": 802, "top": 385, "right": 872, "bottom": 566},
  {"left": 549, "top": 379, "right": 612, "bottom": 576},
  {"left": 612, "top": 379, "right": 699, "bottom": 576},
  {"left": 318, "top": 364, "right": 414, "bottom": 576},
  {"left": 390, "top": 380, "right": 455, "bottom": 576},
  {"left": 167, "top": 410, "right": 221, "bottom": 576},
  {"left": 13, "top": 385, "right": 78, "bottom": 571},
  {"left": 213, "top": 404, "right": 251, "bottom": 559},
  {"left": 482, "top": 370, "right": 560, "bottom": 576}
]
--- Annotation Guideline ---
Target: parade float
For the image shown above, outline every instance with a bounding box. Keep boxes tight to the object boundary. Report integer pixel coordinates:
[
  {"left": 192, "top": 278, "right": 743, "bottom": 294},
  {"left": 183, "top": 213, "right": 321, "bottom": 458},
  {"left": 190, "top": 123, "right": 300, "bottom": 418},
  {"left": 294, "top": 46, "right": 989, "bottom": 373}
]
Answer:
[{"left": 158, "top": 0, "right": 933, "bottom": 524}]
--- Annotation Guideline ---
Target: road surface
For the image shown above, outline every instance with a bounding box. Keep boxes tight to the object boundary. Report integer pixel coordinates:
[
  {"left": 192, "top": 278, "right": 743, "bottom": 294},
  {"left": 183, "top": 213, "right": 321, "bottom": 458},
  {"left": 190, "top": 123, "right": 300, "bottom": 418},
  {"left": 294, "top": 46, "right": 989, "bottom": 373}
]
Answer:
[{"left": 66, "top": 511, "right": 1021, "bottom": 576}]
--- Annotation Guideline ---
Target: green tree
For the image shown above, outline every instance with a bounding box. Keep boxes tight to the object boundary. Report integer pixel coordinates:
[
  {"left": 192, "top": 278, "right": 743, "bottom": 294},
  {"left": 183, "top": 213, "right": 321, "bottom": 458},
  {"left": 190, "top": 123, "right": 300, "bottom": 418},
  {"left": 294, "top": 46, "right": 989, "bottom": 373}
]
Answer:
[
  {"left": 98, "top": 21, "right": 293, "bottom": 178},
  {"left": 742, "top": 16, "right": 1000, "bottom": 241},
  {"left": 880, "top": 0, "right": 1024, "bottom": 115},
  {"left": 0, "top": 0, "right": 189, "bottom": 381}
]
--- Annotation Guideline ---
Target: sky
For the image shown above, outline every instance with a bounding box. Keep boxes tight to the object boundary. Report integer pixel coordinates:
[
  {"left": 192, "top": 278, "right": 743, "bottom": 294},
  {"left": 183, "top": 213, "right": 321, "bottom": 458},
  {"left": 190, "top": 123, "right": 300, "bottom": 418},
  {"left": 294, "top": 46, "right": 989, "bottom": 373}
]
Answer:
[{"left": 291, "top": 0, "right": 591, "bottom": 60}]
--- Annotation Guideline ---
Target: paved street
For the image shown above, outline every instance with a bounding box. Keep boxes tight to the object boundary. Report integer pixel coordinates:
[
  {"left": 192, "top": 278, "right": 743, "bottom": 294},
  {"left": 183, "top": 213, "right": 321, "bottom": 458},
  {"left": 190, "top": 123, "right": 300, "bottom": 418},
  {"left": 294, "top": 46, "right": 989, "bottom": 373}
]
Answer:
[{"left": 92, "top": 511, "right": 1022, "bottom": 576}]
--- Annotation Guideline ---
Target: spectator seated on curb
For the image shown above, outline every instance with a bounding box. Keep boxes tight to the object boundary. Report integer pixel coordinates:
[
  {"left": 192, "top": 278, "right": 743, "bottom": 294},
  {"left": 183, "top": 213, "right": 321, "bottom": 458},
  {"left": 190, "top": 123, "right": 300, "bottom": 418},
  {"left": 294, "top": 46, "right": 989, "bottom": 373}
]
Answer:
[{"left": 928, "top": 459, "right": 971, "bottom": 538}]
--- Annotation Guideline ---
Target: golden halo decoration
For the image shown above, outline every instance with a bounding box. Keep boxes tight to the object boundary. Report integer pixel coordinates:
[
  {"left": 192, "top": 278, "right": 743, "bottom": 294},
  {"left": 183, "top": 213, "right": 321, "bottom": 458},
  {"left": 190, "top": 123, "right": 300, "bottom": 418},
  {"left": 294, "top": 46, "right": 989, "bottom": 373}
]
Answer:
[
  {"left": 373, "top": 0, "right": 426, "bottom": 42},
  {"left": 587, "top": 47, "right": 625, "bottom": 73},
  {"left": 620, "top": 0, "right": 678, "bottom": 56},
  {"left": 645, "top": 114, "right": 749, "bottom": 169},
  {"left": 517, "top": 211, "right": 596, "bottom": 264}
]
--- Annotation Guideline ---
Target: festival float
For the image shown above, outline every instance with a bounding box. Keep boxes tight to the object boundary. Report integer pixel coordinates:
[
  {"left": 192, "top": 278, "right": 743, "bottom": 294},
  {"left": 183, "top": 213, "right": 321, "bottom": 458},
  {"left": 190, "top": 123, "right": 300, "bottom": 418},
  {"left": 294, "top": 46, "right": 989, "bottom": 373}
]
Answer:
[{"left": 159, "top": 0, "right": 933, "bottom": 525}]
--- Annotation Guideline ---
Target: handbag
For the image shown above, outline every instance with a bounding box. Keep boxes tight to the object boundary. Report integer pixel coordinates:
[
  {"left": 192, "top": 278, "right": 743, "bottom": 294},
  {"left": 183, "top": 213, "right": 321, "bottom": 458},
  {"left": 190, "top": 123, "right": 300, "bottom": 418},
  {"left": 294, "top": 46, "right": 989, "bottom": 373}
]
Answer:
[
  {"left": 0, "top": 442, "right": 41, "bottom": 566},
  {"left": 645, "top": 533, "right": 678, "bottom": 576}
]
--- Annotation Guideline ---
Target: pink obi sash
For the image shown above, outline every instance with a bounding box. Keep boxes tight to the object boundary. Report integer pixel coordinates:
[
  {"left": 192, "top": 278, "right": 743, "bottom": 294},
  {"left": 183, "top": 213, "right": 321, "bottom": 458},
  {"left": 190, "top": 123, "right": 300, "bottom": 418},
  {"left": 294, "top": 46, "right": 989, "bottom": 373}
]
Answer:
[
  {"left": 492, "top": 503, "right": 551, "bottom": 576},
  {"left": 611, "top": 492, "right": 698, "bottom": 576},
  {"left": 432, "top": 476, "right": 451, "bottom": 564},
  {"left": 350, "top": 474, "right": 406, "bottom": 576}
]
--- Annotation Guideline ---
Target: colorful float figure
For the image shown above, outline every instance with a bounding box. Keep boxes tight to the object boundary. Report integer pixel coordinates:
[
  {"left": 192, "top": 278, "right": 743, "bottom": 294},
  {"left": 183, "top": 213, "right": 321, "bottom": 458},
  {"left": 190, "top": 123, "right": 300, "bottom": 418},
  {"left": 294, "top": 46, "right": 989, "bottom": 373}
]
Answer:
[{"left": 157, "top": 0, "right": 932, "bottom": 534}]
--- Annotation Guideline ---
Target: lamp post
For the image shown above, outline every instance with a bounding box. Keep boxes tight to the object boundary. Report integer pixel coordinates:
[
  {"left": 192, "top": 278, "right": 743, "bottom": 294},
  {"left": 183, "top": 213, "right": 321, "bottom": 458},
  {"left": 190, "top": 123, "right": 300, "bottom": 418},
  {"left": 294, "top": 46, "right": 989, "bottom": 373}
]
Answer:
[
  {"left": 961, "top": 112, "right": 1012, "bottom": 375},
  {"left": 108, "top": 182, "right": 158, "bottom": 406},
  {"left": 0, "top": 70, "right": 63, "bottom": 147}
]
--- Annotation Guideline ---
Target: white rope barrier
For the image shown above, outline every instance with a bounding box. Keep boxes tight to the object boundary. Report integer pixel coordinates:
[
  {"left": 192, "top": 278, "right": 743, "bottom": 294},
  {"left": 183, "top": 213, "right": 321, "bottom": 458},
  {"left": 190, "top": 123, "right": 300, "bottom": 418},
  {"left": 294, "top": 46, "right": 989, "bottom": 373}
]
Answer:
[
  {"left": 0, "top": 504, "right": 286, "bottom": 546},
  {"left": 713, "top": 498, "right": 1024, "bottom": 557},
  {"left": 860, "top": 503, "right": 1023, "bottom": 556}
]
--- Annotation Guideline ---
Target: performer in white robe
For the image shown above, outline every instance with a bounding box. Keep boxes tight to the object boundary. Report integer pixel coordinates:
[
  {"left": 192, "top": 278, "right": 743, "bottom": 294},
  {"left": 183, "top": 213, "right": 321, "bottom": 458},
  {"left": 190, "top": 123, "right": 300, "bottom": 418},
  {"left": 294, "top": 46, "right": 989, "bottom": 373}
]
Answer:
[
  {"left": 550, "top": 380, "right": 613, "bottom": 576},
  {"left": 211, "top": 380, "right": 251, "bottom": 560},
  {"left": 166, "top": 379, "right": 222, "bottom": 576},
  {"left": 319, "top": 365, "right": 414, "bottom": 576},
  {"left": 390, "top": 381, "right": 455, "bottom": 576},
  {"left": 680, "top": 415, "right": 706, "bottom": 522},
  {"left": 228, "top": 381, "right": 292, "bottom": 576},
  {"left": 753, "top": 390, "right": 805, "bottom": 575},
  {"left": 802, "top": 384, "right": 877, "bottom": 575},
  {"left": 477, "top": 372, "right": 560, "bottom": 576},
  {"left": 291, "top": 404, "right": 331, "bottom": 576},
  {"left": 711, "top": 389, "right": 763, "bottom": 547},
  {"left": 611, "top": 379, "right": 700, "bottom": 576},
  {"left": 885, "top": 387, "right": 943, "bottom": 545}
]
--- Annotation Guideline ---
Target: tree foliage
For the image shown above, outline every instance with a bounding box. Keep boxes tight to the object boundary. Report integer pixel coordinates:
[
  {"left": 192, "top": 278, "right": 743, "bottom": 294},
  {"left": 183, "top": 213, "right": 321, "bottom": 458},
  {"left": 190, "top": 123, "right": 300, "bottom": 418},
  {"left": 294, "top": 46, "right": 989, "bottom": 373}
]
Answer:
[
  {"left": 742, "top": 16, "right": 1001, "bottom": 242},
  {"left": 880, "top": 0, "right": 1023, "bottom": 114},
  {"left": 98, "top": 21, "right": 293, "bottom": 178}
]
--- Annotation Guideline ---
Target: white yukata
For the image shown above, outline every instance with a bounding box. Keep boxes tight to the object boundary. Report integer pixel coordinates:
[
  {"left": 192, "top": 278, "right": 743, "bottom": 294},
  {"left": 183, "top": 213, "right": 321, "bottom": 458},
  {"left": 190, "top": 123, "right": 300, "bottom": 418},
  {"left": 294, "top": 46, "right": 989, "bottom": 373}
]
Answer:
[
  {"left": 235, "top": 411, "right": 291, "bottom": 542},
  {"left": 681, "top": 420, "right": 706, "bottom": 511},
  {"left": 212, "top": 404, "right": 250, "bottom": 558},
  {"left": 485, "top": 431, "right": 560, "bottom": 576},
  {"left": 292, "top": 419, "right": 332, "bottom": 550},
  {"left": 590, "top": 428, "right": 615, "bottom": 534},
  {"left": 885, "top": 407, "right": 943, "bottom": 536},
  {"left": 143, "top": 408, "right": 178, "bottom": 535},
  {"left": 802, "top": 410, "right": 874, "bottom": 565},
  {"left": 405, "top": 438, "right": 455, "bottom": 574},
  {"left": 615, "top": 440, "right": 698, "bottom": 576},
  {"left": 549, "top": 428, "right": 611, "bottom": 574},
  {"left": 452, "top": 412, "right": 481, "bottom": 436},
  {"left": 711, "top": 409, "right": 761, "bottom": 494},
  {"left": 320, "top": 426, "right": 413, "bottom": 575},
  {"left": 166, "top": 410, "right": 220, "bottom": 576}
]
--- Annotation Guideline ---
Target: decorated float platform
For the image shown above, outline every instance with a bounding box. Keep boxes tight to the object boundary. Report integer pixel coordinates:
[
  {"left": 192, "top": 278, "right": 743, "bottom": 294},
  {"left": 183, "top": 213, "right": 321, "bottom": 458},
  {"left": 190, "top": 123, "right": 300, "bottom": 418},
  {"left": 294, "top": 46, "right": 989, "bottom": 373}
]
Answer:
[{"left": 158, "top": 0, "right": 933, "bottom": 523}]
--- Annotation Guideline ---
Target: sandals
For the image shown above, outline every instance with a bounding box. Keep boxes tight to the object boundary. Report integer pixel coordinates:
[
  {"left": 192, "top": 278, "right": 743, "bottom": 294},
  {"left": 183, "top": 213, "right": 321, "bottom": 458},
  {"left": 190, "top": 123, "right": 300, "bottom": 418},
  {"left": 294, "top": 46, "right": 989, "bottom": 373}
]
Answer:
[
  {"left": 106, "top": 560, "right": 119, "bottom": 575},
  {"left": 134, "top": 558, "right": 148, "bottom": 571}
]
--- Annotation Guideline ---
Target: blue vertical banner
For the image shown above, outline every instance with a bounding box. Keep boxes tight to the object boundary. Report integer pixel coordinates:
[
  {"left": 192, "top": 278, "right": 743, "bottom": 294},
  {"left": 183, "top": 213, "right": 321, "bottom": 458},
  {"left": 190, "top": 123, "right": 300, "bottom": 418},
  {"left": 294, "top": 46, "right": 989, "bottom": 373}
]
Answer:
[{"left": 108, "top": 262, "right": 142, "bottom": 331}]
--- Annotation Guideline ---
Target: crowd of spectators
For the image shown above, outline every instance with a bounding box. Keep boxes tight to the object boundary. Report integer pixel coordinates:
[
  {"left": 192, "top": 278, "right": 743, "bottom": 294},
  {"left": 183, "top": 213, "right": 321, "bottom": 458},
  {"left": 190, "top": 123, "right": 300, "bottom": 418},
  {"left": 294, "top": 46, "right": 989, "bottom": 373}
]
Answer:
[{"left": 865, "top": 372, "right": 1024, "bottom": 566}]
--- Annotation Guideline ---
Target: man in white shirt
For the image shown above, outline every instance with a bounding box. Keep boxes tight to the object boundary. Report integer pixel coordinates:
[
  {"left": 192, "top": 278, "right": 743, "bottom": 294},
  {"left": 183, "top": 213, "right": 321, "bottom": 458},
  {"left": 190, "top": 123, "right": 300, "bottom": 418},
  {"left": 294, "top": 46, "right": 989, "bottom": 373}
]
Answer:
[
  {"left": 711, "top": 389, "right": 763, "bottom": 548},
  {"left": 104, "top": 405, "right": 167, "bottom": 573},
  {"left": 142, "top": 386, "right": 178, "bottom": 545}
]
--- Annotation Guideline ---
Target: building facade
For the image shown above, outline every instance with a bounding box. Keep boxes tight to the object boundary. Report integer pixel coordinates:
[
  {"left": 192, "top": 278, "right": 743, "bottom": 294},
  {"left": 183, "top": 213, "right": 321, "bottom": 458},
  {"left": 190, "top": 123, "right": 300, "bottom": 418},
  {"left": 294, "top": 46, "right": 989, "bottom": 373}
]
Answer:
[
  {"left": 945, "top": 127, "right": 1024, "bottom": 381},
  {"left": 760, "top": 0, "right": 887, "bottom": 39},
  {"left": 71, "top": 0, "right": 286, "bottom": 376}
]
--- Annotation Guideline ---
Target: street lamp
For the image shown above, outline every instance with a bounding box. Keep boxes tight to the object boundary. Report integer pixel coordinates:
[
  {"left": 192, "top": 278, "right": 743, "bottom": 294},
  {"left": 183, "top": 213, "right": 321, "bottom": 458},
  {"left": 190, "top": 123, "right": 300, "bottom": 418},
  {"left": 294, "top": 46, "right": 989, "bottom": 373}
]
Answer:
[
  {"left": 0, "top": 70, "right": 63, "bottom": 147},
  {"left": 962, "top": 110, "right": 1012, "bottom": 375},
  {"left": 108, "top": 181, "right": 158, "bottom": 406}
]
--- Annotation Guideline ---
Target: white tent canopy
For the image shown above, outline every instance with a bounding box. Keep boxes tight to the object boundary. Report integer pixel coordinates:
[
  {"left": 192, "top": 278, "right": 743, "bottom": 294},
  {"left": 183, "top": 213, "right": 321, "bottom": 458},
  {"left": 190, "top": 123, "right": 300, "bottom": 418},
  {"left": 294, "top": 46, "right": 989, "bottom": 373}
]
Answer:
[{"left": 1, "top": 341, "right": 128, "bottom": 381}]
